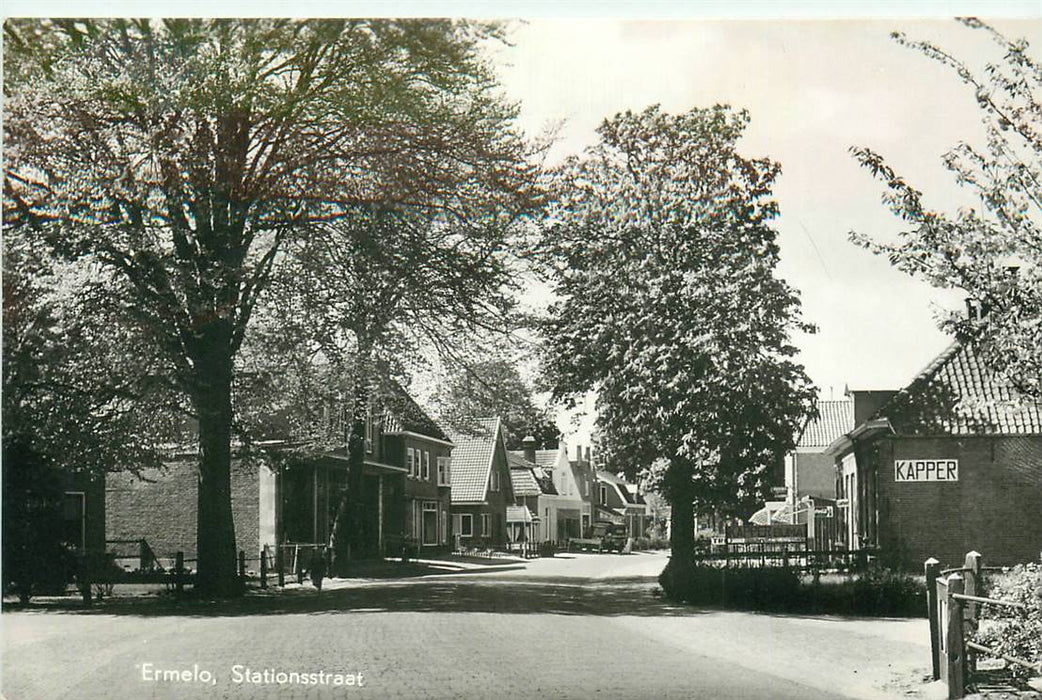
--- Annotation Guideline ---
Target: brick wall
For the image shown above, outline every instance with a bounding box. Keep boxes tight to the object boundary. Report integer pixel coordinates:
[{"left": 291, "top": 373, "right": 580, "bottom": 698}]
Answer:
[
  {"left": 870, "top": 435, "right": 1042, "bottom": 570},
  {"left": 106, "top": 459, "right": 264, "bottom": 565}
]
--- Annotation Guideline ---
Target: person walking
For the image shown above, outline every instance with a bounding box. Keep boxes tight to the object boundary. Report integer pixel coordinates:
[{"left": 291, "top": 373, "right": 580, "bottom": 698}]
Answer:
[{"left": 310, "top": 547, "right": 327, "bottom": 591}]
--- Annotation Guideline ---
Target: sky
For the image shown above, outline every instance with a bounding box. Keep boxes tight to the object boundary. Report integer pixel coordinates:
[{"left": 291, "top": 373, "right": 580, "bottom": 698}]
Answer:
[
  {"left": 4, "top": 2, "right": 1040, "bottom": 446},
  {"left": 480, "top": 15, "right": 1042, "bottom": 441}
]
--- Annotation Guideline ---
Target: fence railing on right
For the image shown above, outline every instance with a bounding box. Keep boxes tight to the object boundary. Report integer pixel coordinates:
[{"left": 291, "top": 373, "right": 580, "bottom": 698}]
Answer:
[{"left": 925, "top": 551, "right": 1042, "bottom": 699}]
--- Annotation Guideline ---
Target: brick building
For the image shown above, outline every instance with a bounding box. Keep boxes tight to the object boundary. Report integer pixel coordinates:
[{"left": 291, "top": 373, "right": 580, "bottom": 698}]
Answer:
[
  {"left": 107, "top": 383, "right": 453, "bottom": 567},
  {"left": 448, "top": 417, "right": 514, "bottom": 548},
  {"left": 826, "top": 340, "right": 1042, "bottom": 570}
]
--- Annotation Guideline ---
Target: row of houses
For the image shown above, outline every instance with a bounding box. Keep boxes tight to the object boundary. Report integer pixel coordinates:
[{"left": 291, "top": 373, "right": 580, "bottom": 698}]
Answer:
[
  {"left": 64, "top": 386, "right": 650, "bottom": 570},
  {"left": 770, "top": 338, "right": 1042, "bottom": 570}
]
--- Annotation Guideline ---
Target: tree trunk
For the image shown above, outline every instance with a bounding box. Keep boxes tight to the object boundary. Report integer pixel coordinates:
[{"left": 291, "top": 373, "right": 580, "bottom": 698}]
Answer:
[
  {"left": 331, "top": 359, "right": 371, "bottom": 576},
  {"left": 191, "top": 325, "right": 240, "bottom": 597},
  {"left": 660, "top": 461, "right": 696, "bottom": 601}
]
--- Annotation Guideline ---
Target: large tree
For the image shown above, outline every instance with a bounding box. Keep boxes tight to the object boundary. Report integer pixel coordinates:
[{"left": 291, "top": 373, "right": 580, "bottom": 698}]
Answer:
[
  {"left": 4, "top": 18, "right": 533, "bottom": 595},
  {"left": 2, "top": 233, "right": 174, "bottom": 600},
  {"left": 244, "top": 195, "right": 537, "bottom": 570},
  {"left": 539, "top": 105, "right": 817, "bottom": 595},
  {"left": 851, "top": 19, "right": 1042, "bottom": 399},
  {"left": 431, "top": 356, "right": 559, "bottom": 450}
]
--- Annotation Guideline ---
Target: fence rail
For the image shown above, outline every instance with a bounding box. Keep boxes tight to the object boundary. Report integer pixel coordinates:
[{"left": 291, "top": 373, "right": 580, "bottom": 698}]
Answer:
[
  {"left": 927, "top": 551, "right": 1041, "bottom": 699},
  {"left": 692, "top": 547, "right": 874, "bottom": 573}
]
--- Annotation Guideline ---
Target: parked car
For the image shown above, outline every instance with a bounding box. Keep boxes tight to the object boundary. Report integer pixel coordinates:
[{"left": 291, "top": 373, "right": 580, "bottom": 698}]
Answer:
[{"left": 569, "top": 521, "right": 628, "bottom": 553}]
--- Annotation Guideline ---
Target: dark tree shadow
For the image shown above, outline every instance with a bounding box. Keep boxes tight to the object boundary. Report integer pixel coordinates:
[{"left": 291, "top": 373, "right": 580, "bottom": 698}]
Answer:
[{"left": 3, "top": 571, "right": 705, "bottom": 619}]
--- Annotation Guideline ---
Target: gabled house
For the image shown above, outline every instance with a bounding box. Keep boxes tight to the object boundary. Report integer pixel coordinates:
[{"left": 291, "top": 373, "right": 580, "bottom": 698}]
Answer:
[
  {"left": 448, "top": 417, "right": 514, "bottom": 548},
  {"left": 107, "top": 382, "right": 453, "bottom": 569},
  {"left": 506, "top": 453, "right": 543, "bottom": 545},
  {"left": 787, "top": 399, "right": 854, "bottom": 502},
  {"left": 595, "top": 470, "right": 650, "bottom": 539},
  {"left": 510, "top": 438, "right": 590, "bottom": 542},
  {"left": 826, "top": 340, "right": 1042, "bottom": 569}
]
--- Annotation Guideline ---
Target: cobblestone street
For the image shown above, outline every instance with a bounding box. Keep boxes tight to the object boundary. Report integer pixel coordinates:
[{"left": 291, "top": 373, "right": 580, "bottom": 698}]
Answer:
[{"left": 2, "top": 552, "right": 931, "bottom": 699}]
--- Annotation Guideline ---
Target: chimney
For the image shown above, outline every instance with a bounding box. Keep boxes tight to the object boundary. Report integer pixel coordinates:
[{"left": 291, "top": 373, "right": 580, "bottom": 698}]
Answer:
[
  {"left": 575, "top": 444, "right": 582, "bottom": 462},
  {"left": 522, "top": 435, "right": 537, "bottom": 464},
  {"left": 584, "top": 446, "right": 591, "bottom": 465},
  {"left": 965, "top": 297, "right": 982, "bottom": 322}
]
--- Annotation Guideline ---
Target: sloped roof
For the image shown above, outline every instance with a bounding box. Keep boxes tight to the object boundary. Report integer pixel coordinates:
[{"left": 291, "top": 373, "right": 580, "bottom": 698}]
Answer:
[
  {"left": 532, "top": 466, "right": 558, "bottom": 495},
  {"left": 597, "top": 470, "right": 637, "bottom": 503},
  {"left": 506, "top": 505, "right": 535, "bottom": 523},
  {"left": 509, "top": 466, "right": 542, "bottom": 498},
  {"left": 447, "top": 417, "right": 500, "bottom": 503},
  {"left": 531, "top": 449, "right": 560, "bottom": 468},
  {"left": 379, "top": 382, "right": 451, "bottom": 442},
  {"left": 876, "top": 341, "right": 1042, "bottom": 436},
  {"left": 798, "top": 400, "right": 855, "bottom": 448}
]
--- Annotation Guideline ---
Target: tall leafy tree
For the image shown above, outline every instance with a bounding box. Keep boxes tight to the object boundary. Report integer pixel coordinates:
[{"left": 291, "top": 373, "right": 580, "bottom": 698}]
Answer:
[
  {"left": 852, "top": 19, "right": 1042, "bottom": 399},
  {"left": 539, "top": 105, "right": 817, "bottom": 594},
  {"left": 3, "top": 234, "right": 175, "bottom": 599},
  {"left": 244, "top": 196, "right": 537, "bottom": 570},
  {"left": 4, "top": 18, "right": 533, "bottom": 594},
  {"left": 431, "top": 356, "right": 559, "bottom": 450}
]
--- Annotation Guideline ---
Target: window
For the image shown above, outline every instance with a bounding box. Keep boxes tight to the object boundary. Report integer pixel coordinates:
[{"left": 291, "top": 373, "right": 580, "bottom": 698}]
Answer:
[
  {"left": 437, "top": 456, "right": 451, "bottom": 486},
  {"left": 599, "top": 484, "right": 608, "bottom": 505},
  {"left": 365, "top": 409, "right": 374, "bottom": 454},
  {"left": 584, "top": 478, "right": 589, "bottom": 497},
  {"left": 459, "top": 513, "right": 473, "bottom": 537},
  {"left": 423, "top": 451, "right": 431, "bottom": 480},
  {"left": 490, "top": 467, "right": 500, "bottom": 492},
  {"left": 422, "top": 502, "right": 438, "bottom": 545},
  {"left": 413, "top": 500, "right": 422, "bottom": 538},
  {"left": 406, "top": 448, "right": 415, "bottom": 477},
  {"left": 481, "top": 513, "right": 491, "bottom": 537}
]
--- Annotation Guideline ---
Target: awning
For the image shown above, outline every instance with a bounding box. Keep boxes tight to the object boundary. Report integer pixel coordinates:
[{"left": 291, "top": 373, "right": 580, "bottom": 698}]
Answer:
[{"left": 506, "top": 505, "right": 535, "bottom": 523}]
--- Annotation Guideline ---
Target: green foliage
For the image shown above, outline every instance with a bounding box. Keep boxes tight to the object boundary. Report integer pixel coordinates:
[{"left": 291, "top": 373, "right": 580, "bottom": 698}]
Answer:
[
  {"left": 1, "top": 437, "right": 78, "bottom": 602},
  {"left": 539, "top": 104, "right": 817, "bottom": 519},
  {"left": 660, "top": 564, "right": 926, "bottom": 616},
  {"left": 431, "top": 357, "right": 559, "bottom": 449},
  {"left": 852, "top": 19, "right": 1042, "bottom": 400},
  {"left": 977, "top": 563, "right": 1042, "bottom": 681},
  {"left": 4, "top": 18, "right": 535, "bottom": 592},
  {"left": 660, "top": 564, "right": 800, "bottom": 609}
]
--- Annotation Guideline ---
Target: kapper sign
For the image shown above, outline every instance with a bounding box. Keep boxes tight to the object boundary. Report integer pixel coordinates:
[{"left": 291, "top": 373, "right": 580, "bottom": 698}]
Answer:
[{"left": 894, "top": 459, "right": 958, "bottom": 482}]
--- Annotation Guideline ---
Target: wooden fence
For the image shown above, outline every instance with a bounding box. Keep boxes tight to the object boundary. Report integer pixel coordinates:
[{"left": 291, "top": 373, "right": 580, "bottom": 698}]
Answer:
[{"left": 926, "top": 551, "right": 1041, "bottom": 699}]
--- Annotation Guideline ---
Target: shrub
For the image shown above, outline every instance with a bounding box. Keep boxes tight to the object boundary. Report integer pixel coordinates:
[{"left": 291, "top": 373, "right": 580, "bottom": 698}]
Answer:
[
  {"left": 659, "top": 562, "right": 800, "bottom": 610},
  {"left": 976, "top": 563, "right": 1042, "bottom": 682},
  {"left": 661, "top": 561, "right": 925, "bottom": 617},
  {"left": 848, "top": 566, "right": 926, "bottom": 616}
]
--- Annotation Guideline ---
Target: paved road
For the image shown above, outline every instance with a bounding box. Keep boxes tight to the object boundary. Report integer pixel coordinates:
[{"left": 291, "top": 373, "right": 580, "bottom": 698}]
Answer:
[{"left": 1, "top": 552, "right": 929, "bottom": 699}]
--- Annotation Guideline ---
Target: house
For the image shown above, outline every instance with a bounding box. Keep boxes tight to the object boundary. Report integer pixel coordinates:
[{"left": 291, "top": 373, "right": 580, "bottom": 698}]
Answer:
[
  {"left": 448, "top": 417, "right": 514, "bottom": 549},
  {"left": 506, "top": 453, "right": 543, "bottom": 545},
  {"left": 567, "top": 444, "right": 598, "bottom": 536},
  {"left": 388, "top": 390, "right": 454, "bottom": 555},
  {"left": 509, "top": 438, "right": 590, "bottom": 542},
  {"left": 106, "top": 383, "right": 453, "bottom": 569},
  {"left": 595, "top": 470, "right": 650, "bottom": 539},
  {"left": 826, "top": 340, "right": 1042, "bottom": 570},
  {"left": 786, "top": 399, "right": 854, "bottom": 502}
]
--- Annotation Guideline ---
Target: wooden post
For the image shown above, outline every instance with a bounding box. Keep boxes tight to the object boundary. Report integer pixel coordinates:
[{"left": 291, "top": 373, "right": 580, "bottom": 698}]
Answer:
[
  {"left": 276, "top": 545, "right": 285, "bottom": 587},
  {"left": 925, "top": 558, "right": 941, "bottom": 680},
  {"left": 962, "top": 551, "right": 981, "bottom": 675},
  {"left": 946, "top": 573, "right": 966, "bottom": 699},
  {"left": 175, "top": 551, "right": 184, "bottom": 594},
  {"left": 260, "top": 548, "right": 268, "bottom": 589}
]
